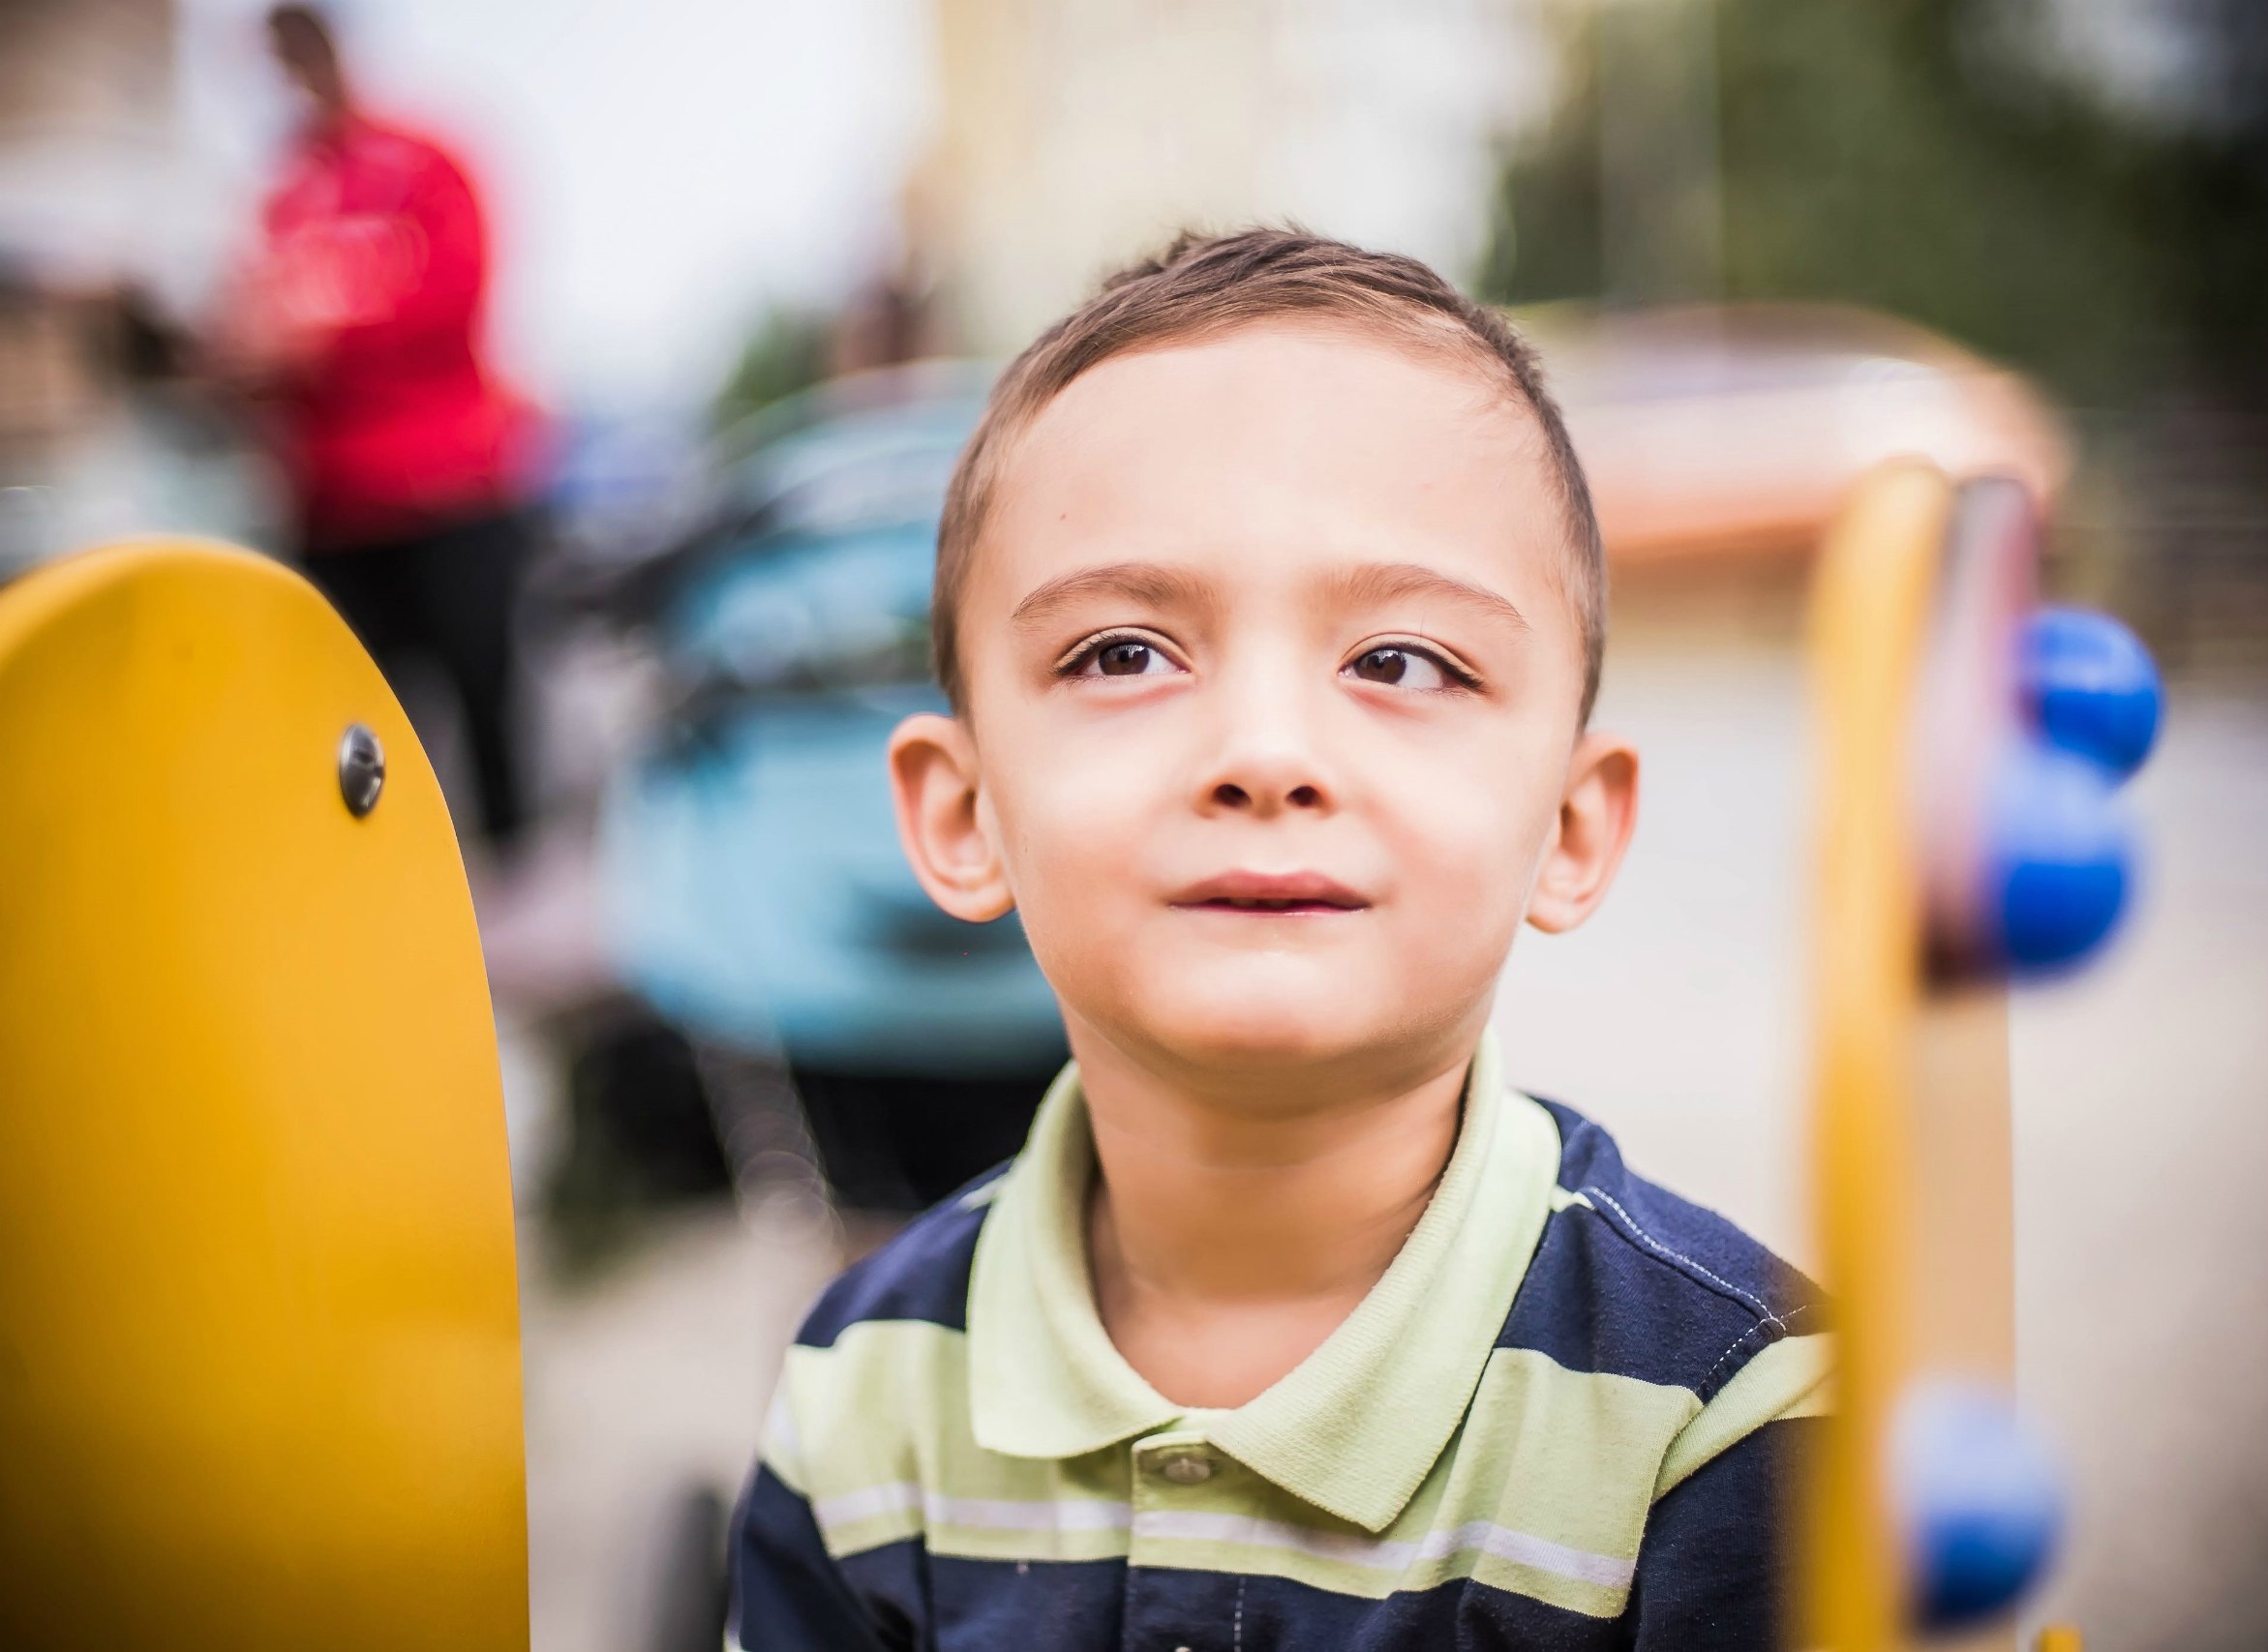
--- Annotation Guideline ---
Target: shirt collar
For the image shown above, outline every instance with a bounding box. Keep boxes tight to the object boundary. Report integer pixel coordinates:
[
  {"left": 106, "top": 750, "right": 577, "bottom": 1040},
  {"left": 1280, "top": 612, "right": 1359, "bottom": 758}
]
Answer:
[{"left": 965, "top": 1031, "right": 1562, "bottom": 1533}]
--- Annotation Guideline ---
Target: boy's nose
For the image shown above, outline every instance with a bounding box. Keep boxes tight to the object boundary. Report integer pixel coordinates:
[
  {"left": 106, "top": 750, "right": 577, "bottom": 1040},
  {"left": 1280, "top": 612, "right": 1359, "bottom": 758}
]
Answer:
[
  {"left": 1210, "top": 774, "right": 1325, "bottom": 813},
  {"left": 1195, "top": 682, "right": 1336, "bottom": 817}
]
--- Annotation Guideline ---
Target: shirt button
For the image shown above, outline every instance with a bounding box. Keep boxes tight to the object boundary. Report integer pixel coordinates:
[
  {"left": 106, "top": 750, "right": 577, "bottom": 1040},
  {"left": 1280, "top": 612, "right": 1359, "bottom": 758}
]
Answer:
[{"left": 1160, "top": 1452, "right": 1214, "bottom": 1486}]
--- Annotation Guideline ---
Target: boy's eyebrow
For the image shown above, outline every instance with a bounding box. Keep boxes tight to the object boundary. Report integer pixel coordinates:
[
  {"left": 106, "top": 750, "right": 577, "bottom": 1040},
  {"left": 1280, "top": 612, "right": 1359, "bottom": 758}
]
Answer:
[
  {"left": 1009, "top": 561, "right": 1215, "bottom": 630},
  {"left": 1331, "top": 562, "right": 1531, "bottom": 631}
]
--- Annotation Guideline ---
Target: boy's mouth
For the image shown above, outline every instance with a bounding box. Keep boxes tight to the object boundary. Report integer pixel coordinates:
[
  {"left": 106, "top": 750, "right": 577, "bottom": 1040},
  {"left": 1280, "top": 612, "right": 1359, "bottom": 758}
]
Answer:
[{"left": 1171, "top": 871, "right": 1370, "bottom": 915}]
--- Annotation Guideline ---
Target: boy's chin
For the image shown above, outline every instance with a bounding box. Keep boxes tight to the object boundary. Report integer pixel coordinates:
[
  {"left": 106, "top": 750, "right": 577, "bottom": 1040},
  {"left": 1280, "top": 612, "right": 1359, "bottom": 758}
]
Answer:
[{"left": 1125, "top": 976, "right": 1403, "bottom": 1072}]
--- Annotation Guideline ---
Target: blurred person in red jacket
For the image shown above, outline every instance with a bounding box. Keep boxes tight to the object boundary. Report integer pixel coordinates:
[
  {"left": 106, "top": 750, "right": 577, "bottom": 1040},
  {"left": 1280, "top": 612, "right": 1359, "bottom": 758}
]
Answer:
[{"left": 217, "top": 3, "right": 542, "bottom": 855}]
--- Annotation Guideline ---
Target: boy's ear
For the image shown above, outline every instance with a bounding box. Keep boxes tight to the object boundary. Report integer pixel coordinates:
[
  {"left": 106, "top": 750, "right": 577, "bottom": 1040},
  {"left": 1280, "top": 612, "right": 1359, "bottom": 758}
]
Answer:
[
  {"left": 887, "top": 712, "right": 1015, "bottom": 922},
  {"left": 1527, "top": 731, "right": 1640, "bottom": 935}
]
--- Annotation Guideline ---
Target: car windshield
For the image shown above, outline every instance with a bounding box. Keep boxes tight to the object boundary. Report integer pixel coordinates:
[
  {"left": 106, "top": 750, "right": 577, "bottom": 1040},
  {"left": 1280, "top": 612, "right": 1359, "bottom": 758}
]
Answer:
[
  {"left": 669, "top": 522, "right": 937, "bottom": 691},
  {"left": 665, "top": 392, "right": 983, "bottom": 694}
]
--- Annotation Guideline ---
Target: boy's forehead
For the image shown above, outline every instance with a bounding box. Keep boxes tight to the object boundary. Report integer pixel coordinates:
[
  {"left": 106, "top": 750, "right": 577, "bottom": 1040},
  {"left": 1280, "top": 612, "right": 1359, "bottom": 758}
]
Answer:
[{"left": 974, "top": 321, "right": 1570, "bottom": 612}]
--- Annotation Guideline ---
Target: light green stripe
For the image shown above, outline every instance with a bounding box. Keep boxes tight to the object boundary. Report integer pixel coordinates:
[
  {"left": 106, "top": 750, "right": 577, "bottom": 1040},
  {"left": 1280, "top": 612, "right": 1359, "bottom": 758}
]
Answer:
[
  {"left": 1652, "top": 1331, "right": 1834, "bottom": 1499},
  {"left": 820, "top": 1505, "right": 926, "bottom": 1557},
  {"left": 1121, "top": 1527, "right": 1629, "bottom": 1618},
  {"left": 809, "top": 1482, "right": 1134, "bottom": 1562},
  {"left": 1409, "top": 1346, "right": 1697, "bottom": 1562},
  {"left": 777, "top": 1318, "right": 1718, "bottom": 1617},
  {"left": 780, "top": 1321, "right": 1134, "bottom": 1558}
]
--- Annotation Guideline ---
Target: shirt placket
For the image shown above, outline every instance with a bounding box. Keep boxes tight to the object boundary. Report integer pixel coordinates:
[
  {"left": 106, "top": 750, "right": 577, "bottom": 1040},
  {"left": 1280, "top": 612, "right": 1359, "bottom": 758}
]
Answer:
[{"left": 1122, "top": 1427, "right": 1250, "bottom": 1652}]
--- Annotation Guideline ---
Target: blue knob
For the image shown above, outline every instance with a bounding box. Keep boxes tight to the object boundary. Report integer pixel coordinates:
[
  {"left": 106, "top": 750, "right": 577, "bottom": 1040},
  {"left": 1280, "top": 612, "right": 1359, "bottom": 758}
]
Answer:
[
  {"left": 2021, "top": 607, "right": 2162, "bottom": 781},
  {"left": 1894, "top": 1382, "right": 2066, "bottom": 1632},
  {"left": 1982, "top": 741, "right": 2132, "bottom": 976}
]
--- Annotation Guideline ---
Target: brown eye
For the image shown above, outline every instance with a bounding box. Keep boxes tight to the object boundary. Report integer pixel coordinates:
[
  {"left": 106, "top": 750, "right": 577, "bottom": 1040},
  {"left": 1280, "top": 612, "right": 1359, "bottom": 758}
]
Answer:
[
  {"left": 1345, "top": 646, "right": 1452, "bottom": 690},
  {"left": 1067, "top": 633, "right": 1181, "bottom": 680},
  {"left": 1096, "top": 640, "right": 1159, "bottom": 676},
  {"left": 1352, "top": 647, "right": 1408, "bottom": 684}
]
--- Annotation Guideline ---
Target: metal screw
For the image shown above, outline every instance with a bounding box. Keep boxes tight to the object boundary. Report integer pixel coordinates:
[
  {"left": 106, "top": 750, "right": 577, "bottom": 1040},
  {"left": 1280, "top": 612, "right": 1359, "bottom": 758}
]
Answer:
[{"left": 338, "top": 723, "right": 385, "bottom": 817}]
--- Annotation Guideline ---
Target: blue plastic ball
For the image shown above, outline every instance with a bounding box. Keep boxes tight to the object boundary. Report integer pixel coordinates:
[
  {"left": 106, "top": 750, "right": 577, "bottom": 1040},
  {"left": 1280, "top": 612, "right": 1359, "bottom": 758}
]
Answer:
[
  {"left": 1893, "top": 1382, "right": 2066, "bottom": 1632},
  {"left": 2021, "top": 607, "right": 2162, "bottom": 781},
  {"left": 1982, "top": 742, "right": 2133, "bottom": 975}
]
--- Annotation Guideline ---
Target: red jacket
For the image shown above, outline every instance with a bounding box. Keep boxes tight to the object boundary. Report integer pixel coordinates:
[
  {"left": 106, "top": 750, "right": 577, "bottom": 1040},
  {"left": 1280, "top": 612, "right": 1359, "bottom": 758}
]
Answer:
[{"left": 253, "top": 112, "right": 537, "bottom": 548}]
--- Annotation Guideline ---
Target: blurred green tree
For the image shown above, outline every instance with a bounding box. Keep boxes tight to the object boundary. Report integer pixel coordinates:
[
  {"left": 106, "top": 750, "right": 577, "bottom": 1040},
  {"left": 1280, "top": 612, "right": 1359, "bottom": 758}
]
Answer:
[
  {"left": 1479, "top": 0, "right": 2268, "bottom": 409},
  {"left": 1479, "top": 0, "right": 2268, "bottom": 656}
]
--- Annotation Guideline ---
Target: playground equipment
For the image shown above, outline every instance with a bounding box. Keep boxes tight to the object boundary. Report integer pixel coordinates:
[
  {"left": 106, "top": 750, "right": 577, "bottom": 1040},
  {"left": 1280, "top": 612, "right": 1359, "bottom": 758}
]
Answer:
[
  {"left": 1804, "top": 462, "right": 2160, "bottom": 1649},
  {"left": 0, "top": 543, "right": 525, "bottom": 1649}
]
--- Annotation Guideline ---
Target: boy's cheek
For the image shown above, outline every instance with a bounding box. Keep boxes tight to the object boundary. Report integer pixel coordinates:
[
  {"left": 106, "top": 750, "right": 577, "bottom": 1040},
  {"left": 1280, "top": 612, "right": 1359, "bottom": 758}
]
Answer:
[{"left": 984, "top": 728, "right": 1181, "bottom": 863}]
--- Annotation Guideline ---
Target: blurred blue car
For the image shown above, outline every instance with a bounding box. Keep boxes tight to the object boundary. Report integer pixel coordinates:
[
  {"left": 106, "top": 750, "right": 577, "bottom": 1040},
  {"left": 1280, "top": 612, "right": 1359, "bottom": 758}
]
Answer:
[{"left": 597, "top": 364, "right": 1065, "bottom": 1210}]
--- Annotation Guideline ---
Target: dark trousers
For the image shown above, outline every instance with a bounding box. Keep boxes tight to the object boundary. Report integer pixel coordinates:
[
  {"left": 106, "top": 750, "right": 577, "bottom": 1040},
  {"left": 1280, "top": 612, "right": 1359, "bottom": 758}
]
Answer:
[{"left": 304, "top": 508, "right": 534, "bottom": 850}]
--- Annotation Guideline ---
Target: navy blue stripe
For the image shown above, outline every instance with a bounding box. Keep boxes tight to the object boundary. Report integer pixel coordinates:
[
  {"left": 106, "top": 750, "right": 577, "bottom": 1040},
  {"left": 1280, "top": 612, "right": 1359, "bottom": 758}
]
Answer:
[
  {"left": 1504, "top": 1099, "right": 1825, "bottom": 1399},
  {"left": 1539, "top": 1097, "right": 1819, "bottom": 1321},
  {"left": 1124, "top": 1565, "right": 1627, "bottom": 1652},
  {"left": 743, "top": 1516, "right": 1811, "bottom": 1652},
  {"left": 758, "top": 1542, "right": 1636, "bottom": 1651},
  {"left": 793, "top": 1164, "right": 1003, "bottom": 1347},
  {"left": 1619, "top": 1414, "right": 1820, "bottom": 1647},
  {"left": 730, "top": 1465, "right": 897, "bottom": 1650},
  {"left": 927, "top": 1554, "right": 1128, "bottom": 1647},
  {"left": 1501, "top": 1202, "right": 1775, "bottom": 1395}
]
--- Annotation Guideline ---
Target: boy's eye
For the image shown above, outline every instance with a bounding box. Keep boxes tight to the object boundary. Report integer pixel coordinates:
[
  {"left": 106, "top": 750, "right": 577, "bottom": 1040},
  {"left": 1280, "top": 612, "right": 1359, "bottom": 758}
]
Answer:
[
  {"left": 1075, "top": 637, "right": 1175, "bottom": 677},
  {"left": 1346, "top": 646, "right": 1451, "bottom": 691}
]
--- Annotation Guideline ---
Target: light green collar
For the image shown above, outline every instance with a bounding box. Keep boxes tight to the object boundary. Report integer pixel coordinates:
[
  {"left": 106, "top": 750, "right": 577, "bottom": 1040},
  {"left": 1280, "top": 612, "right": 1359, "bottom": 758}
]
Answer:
[{"left": 965, "top": 1031, "right": 1562, "bottom": 1533}]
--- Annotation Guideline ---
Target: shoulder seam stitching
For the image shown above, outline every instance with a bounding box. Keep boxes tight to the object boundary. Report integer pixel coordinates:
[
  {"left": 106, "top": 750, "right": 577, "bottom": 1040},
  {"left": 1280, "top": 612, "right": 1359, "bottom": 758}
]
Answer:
[
  {"left": 1578, "top": 1183, "right": 1789, "bottom": 1329},
  {"left": 1695, "top": 1301, "right": 1812, "bottom": 1397}
]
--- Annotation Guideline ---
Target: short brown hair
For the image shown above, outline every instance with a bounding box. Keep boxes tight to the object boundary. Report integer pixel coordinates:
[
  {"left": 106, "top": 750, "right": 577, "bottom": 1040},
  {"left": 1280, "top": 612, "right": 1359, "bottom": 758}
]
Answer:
[{"left": 932, "top": 227, "right": 1607, "bottom": 720}]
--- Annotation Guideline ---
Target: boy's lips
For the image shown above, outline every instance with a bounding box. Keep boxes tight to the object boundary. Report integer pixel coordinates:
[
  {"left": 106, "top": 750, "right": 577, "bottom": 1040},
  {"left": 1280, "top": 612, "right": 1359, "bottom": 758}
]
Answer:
[{"left": 1169, "top": 870, "right": 1371, "bottom": 915}]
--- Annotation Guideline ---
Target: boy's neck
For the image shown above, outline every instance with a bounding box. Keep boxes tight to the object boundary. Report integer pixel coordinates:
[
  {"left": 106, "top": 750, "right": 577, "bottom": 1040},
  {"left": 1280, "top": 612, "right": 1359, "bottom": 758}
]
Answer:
[{"left": 1073, "top": 1028, "right": 1474, "bottom": 1409}]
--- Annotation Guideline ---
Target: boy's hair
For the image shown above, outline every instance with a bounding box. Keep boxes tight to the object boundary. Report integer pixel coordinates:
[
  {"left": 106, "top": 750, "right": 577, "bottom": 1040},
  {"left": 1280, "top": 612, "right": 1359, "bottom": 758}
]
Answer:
[{"left": 932, "top": 227, "right": 1607, "bottom": 721}]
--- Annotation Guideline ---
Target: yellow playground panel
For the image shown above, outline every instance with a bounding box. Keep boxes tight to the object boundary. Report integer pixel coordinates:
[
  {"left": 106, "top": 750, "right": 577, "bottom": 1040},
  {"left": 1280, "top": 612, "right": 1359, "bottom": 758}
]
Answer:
[{"left": 0, "top": 542, "right": 526, "bottom": 1648}]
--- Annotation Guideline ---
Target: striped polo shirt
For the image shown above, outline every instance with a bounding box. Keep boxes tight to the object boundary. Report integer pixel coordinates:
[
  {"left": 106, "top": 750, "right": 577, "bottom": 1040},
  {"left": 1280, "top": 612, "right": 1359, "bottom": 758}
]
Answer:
[{"left": 733, "top": 1034, "right": 1830, "bottom": 1649}]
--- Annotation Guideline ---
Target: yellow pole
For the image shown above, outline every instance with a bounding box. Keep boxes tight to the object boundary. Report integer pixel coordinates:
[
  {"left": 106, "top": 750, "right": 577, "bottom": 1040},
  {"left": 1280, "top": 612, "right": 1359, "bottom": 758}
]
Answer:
[{"left": 1802, "top": 465, "right": 1955, "bottom": 1651}]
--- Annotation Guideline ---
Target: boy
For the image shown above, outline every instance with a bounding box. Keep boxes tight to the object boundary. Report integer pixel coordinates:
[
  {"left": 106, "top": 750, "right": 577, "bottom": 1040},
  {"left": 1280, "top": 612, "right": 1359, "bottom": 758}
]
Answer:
[{"left": 732, "top": 230, "right": 1829, "bottom": 1649}]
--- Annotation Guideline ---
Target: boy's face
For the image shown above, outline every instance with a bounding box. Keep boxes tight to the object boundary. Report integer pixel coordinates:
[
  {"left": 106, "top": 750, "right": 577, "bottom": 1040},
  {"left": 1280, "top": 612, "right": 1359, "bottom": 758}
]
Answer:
[{"left": 892, "top": 323, "right": 1636, "bottom": 1096}]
